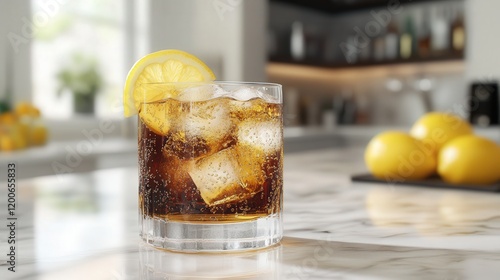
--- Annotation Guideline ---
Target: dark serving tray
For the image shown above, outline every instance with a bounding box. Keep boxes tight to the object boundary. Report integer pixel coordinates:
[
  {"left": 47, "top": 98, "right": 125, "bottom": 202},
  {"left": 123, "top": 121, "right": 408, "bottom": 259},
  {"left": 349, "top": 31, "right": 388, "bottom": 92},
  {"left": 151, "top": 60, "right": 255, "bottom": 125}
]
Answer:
[{"left": 351, "top": 174, "right": 500, "bottom": 193}]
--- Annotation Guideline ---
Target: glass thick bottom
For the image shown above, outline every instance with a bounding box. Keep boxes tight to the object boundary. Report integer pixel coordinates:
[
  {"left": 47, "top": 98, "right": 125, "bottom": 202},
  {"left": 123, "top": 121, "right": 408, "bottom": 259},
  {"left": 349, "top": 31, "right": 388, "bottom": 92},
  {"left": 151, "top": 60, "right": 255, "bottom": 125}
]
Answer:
[{"left": 140, "top": 213, "right": 282, "bottom": 252}]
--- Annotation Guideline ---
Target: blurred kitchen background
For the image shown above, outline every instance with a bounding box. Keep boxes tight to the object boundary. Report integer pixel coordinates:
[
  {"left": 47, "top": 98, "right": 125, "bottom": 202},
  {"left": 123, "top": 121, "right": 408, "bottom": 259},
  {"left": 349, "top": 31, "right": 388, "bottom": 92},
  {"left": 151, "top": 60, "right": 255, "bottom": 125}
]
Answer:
[{"left": 0, "top": 0, "right": 499, "bottom": 179}]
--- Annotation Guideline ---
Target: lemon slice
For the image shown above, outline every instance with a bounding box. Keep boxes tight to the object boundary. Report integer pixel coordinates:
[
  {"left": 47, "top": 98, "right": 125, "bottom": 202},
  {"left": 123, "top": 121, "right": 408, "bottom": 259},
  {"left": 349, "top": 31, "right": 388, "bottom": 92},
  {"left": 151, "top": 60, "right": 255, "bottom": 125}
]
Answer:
[{"left": 123, "top": 49, "right": 215, "bottom": 117}]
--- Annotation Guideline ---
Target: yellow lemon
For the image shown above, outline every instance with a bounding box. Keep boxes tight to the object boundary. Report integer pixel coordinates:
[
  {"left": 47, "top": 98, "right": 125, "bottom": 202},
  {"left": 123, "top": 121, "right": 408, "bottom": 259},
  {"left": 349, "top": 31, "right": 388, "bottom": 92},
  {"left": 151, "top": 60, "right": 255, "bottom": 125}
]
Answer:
[
  {"left": 14, "top": 102, "right": 41, "bottom": 118},
  {"left": 365, "top": 131, "right": 436, "bottom": 181},
  {"left": 123, "top": 49, "right": 215, "bottom": 116},
  {"left": 11, "top": 127, "right": 28, "bottom": 149},
  {"left": 30, "top": 125, "right": 48, "bottom": 146},
  {"left": 0, "top": 135, "right": 16, "bottom": 151},
  {"left": 15, "top": 102, "right": 32, "bottom": 115},
  {"left": 410, "top": 112, "right": 472, "bottom": 155},
  {"left": 123, "top": 50, "right": 215, "bottom": 135},
  {"left": 17, "top": 122, "right": 30, "bottom": 140},
  {"left": 438, "top": 135, "right": 500, "bottom": 185},
  {"left": 30, "top": 107, "right": 41, "bottom": 118},
  {"left": 0, "top": 113, "right": 17, "bottom": 125}
]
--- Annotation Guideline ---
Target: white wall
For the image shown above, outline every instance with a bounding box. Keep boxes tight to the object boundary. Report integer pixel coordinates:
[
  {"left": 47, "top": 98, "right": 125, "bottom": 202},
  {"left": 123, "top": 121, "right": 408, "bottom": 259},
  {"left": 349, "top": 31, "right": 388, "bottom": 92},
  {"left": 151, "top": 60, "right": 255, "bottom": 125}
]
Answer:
[
  {"left": 465, "top": 0, "right": 500, "bottom": 82},
  {"left": 0, "top": 0, "right": 32, "bottom": 104},
  {"left": 148, "top": 0, "right": 266, "bottom": 82}
]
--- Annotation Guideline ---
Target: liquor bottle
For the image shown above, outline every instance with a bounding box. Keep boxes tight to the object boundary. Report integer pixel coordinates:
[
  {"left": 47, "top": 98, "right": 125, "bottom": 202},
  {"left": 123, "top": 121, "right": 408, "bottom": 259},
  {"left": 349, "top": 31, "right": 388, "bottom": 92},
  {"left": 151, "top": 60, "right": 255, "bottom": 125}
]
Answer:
[
  {"left": 290, "top": 21, "right": 305, "bottom": 60},
  {"left": 450, "top": 9, "right": 465, "bottom": 54},
  {"left": 385, "top": 19, "right": 399, "bottom": 60},
  {"left": 347, "top": 36, "right": 359, "bottom": 63},
  {"left": 400, "top": 15, "right": 416, "bottom": 59},
  {"left": 431, "top": 6, "right": 450, "bottom": 55},
  {"left": 419, "top": 8, "right": 432, "bottom": 58},
  {"left": 373, "top": 35, "right": 385, "bottom": 62},
  {"left": 359, "top": 38, "right": 371, "bottom": 62}
]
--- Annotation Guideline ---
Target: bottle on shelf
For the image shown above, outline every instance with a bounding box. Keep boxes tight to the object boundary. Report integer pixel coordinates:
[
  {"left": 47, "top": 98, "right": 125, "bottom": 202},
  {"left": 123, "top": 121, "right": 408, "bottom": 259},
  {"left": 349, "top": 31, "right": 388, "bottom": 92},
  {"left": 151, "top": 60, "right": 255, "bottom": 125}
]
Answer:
[
  {"left": 400, "top": 15, "right": 416, "bottom": 59},
  {"left": 358, "top": 38, "right": 371, "bottom": 62},
  {"left": 418, "top": 8, "right": 432, "bottom": 58},
  {"left": 290, "top": 21, "right": 305, "bottom": 61},
  {"left": 431, "top": 6, "right": 451, "bottom": 56},
  {"left": 385, "top": 19, "right": 399, "bottom": 60},
  {"left": 346, "top": 36, "right": 359, "bottom": 64},
  {"left": 450, "top": 8, "right": 465, "bottom": 54},
  {"left": 373, "top": 33, "right": 386, "bottom": 62}
]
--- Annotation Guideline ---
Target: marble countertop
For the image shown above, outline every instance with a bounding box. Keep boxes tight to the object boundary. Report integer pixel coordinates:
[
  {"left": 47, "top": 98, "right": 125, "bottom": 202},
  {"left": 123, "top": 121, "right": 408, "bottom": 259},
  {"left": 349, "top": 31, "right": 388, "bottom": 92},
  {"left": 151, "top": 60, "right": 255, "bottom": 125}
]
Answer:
[
  {"left": 1, "top": 145, "right": 500, "bottom": 279},
  {"left": 0, "top": 138, "right": 137, "bottom": 181}
]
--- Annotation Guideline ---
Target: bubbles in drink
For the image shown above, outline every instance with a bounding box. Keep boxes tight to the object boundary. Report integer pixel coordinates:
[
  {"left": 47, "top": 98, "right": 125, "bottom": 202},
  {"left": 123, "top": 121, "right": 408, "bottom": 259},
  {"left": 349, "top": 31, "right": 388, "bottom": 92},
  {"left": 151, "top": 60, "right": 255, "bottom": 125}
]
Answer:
[
  {"left": 160, "top": 150, "right": 195, "bottom": 193},
  {"left": 139, "top": 100, "right": 180, "bottom": 136},
  {"left": 166, "top": 98, "right": 233, "bottom": 159},
  {"left": 188, "top": 120, "right": 281, "bottom": 206},
  {"left": 138, "top": 86, "right": 283, "bottom": 222},
  {"left": 189, "top": 147, "right": 254, "bottom": 206},
  {"left": 234, "top": 120, "right": 281, "bottom": 191},
  {"left": 181, "top": 99, "right": 232, "bottom": 145},
  {"left": 236, "top": 120, "right": 281, "bottom": 154}
]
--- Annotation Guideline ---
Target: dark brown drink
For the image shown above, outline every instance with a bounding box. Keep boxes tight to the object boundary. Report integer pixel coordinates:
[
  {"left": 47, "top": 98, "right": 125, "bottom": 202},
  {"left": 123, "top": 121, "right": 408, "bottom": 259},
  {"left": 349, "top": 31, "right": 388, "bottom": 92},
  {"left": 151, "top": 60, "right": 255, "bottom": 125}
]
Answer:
[{"left": 138, "top": 96, "right": 283, "bottom": 223}]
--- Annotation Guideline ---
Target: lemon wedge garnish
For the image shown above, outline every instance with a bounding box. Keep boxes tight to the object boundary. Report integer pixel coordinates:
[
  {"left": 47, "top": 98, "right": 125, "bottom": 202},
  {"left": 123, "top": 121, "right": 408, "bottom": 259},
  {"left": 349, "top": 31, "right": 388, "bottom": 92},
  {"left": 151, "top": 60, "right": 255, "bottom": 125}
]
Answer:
[{"left": 123, "top": 49, "right": 215, "bottom": 117}]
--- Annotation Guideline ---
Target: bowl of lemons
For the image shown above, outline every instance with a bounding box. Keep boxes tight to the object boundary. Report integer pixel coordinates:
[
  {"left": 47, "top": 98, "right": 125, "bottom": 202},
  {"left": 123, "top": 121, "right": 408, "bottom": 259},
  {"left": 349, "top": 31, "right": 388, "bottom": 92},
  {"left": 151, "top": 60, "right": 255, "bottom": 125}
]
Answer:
[
  {"left": 359, "top": 112, "right": 500, "bottom": 189},
  {"left": 0, "top": 102, "right": 48, "bottom": 151}
]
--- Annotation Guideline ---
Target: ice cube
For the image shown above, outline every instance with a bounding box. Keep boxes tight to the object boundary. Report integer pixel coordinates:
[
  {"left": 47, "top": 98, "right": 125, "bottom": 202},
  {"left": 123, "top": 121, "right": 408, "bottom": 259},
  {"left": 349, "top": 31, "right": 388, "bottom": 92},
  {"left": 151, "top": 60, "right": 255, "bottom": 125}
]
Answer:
[
  {"left": 232, "top": 120, "right": 281, "bottom": 190},
  {"left": 188, "top": 148, "right": 254, "bottom": 206},
  {"left": 183, "top": 99, "right": 233, "bottom": 144},
  {"left": 236, "top": 120, "right": 281, "bottom": 153},
  {"left": 177, "top": 85, "right": 217, "bottom": 102},
  {"left": 231, "top": 87, "right": 280, "bottom": 103},
  {"left": 160, "top": 151, "right": 196, "bottom": 193},
  {"left": 212, "top": 85, "right": 230, "bottom": 98},
  {"left": 166, "top": 98, "right": 233, "bottom": 159},
  {"left": 231, "top": 87, "right": 265, "bottom": 101},
  {"left": 234, "top": 148, "right": 266, "bottom": 192}
]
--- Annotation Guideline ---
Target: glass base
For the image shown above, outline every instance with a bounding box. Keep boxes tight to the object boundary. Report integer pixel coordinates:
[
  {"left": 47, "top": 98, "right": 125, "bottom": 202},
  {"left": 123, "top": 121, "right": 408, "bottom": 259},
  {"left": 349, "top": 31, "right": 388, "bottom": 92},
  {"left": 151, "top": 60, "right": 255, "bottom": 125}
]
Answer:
[{"left": 140, "top": 213, "right": 282, "bottom": 252}]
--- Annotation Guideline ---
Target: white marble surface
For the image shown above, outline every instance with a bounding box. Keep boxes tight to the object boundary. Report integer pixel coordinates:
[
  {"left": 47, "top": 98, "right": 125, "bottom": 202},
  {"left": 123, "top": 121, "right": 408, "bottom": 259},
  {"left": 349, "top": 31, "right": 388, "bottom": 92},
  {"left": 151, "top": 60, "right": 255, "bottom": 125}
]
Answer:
[
  {"left": 1, "top": 145, "right": 500, "bottom": 279},
  {"left": 0, "top": 138, "right": 137, "bottom": 181}
]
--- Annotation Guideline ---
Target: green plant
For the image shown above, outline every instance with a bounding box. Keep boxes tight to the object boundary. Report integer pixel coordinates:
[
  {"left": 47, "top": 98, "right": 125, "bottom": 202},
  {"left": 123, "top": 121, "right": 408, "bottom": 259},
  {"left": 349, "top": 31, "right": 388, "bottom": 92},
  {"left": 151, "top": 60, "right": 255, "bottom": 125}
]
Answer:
[{"left": 57, "top": 53, "right": 103, "bottom": 97}]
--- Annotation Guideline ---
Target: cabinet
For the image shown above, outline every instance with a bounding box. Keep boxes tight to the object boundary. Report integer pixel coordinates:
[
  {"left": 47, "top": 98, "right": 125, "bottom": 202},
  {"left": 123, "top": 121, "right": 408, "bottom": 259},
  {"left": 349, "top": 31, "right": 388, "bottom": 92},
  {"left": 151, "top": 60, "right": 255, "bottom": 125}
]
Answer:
[
  {"left": 267, "top": 0, "right": 467, "bottom": 126},
  {"left": 268, "top": 0, "right": 465, "bottom": 69},
  {"left": 270, "top": 0, "right": 436, "bottom": 14}
]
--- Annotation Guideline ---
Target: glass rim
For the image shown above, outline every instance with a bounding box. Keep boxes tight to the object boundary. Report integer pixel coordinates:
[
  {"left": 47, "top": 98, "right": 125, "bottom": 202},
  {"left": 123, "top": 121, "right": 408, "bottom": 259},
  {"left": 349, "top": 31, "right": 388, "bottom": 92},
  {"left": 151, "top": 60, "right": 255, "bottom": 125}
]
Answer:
[{"left": 138, "top": 81, "right": 282, "bottom": 88}]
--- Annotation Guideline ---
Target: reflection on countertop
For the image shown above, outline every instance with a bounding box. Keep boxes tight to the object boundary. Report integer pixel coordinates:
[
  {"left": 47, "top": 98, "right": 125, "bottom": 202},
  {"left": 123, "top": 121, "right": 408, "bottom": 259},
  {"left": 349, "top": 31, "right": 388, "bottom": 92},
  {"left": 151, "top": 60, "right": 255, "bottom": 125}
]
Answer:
[{"left": 1, "top": 141, "right": 500, "bottom": 279}]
